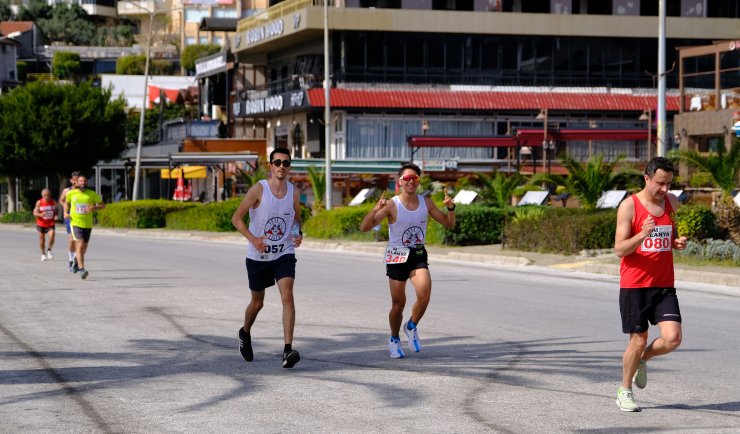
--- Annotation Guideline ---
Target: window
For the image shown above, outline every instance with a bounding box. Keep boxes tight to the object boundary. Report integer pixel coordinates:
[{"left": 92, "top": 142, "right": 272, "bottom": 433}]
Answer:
[
  {"left": 186, "top": 9, "right": 208, "bottom": 23},
  {"left": 213, "top": 8, "right": 238, "bottom": 18},
  {"left": 213, "top": 36, "right": 224, "bottom": 46},
  {"left": 185, "top": 36, "right": 196, "bottom": 46},
  {"left": 199, "top": 36, "right": 209, "bottom": 45}
]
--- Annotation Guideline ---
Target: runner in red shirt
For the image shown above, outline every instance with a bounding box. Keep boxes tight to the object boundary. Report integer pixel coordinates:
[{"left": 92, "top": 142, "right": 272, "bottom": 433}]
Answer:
[
  {"left": 613, "top": 157, "right": 688, "bottom": 412},
  {"left": 33, "top": 188, "right": 57, "bottom": 262}
]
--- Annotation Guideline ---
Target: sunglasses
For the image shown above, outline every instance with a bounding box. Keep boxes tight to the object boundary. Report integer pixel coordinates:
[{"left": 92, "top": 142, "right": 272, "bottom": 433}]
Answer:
[
  {"left": 271, "top": 159, "right": 292, "bottom": 168},
  {"left": 400, "top": 174, "right": 420, "bottom": 183}
]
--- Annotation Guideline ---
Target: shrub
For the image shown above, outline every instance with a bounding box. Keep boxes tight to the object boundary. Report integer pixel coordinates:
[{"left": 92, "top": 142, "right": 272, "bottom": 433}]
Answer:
[
  {"left": 675, "top": 205, "right": 720, "bottom": 241},
  {"left": 166, "top": 199, "right": 242, "bottom": 232},
  {"left": 303, "top": 204, "right": 384, "bottom": 241},
  {"left": 689, "top": 171, "right": 714, "bottom": 188},
  {"left": 0, "top": 210, "right": 34, "bottom": 223},
  {"left": 504, "top": 207, "right": 617, "bottom": 254},
  {"left": 97, "top": 200, "right": 196, "bottom": 228},
  {"left": 52, "top": 52, "right": 81, "bottom": 79},
  {"left": 438, "top": 204, "right": 507, "bottom": 245},
  {"left": 675, "top": 239, "right": 740, "bottom": 265}
]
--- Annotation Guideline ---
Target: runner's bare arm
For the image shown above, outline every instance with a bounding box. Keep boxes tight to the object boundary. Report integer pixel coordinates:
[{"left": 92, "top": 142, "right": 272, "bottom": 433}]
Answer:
[
  {"left": 231, "top": 183, "right": 265, "bottom": 249},
  {"left": 292, "top": 187, "right": 303, "bottom": 247},
  {"left": 360, "top": 191, "right": 391, "bottom": 232},
  {"left": 614, "top": 198, "right": 652, "bottom": 257},
  {"left": 32, "top": 200, "right": 42, "bottom": 218},
  {"left": 426, "top": 189, "right": 455, "bottom": 229}
]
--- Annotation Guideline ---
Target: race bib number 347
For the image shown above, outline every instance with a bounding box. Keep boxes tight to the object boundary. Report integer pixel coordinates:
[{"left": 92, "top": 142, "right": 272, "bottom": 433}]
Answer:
[
  {"left": 641, "top": 225, "right": 673, "bottom": 252},
  {"left": 384, "top": 246, "right": 409, "bottom": 264}
]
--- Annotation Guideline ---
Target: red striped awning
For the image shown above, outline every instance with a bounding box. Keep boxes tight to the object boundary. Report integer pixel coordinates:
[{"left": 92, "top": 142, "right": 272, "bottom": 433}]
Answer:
[{"left": 306, "top": 88, "right": 682, "bottom": 112}]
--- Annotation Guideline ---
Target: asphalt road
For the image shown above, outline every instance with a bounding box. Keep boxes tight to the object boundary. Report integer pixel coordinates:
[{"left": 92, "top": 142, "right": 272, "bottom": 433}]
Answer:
[{"left": 1, "top": 226, "right": 739, "bottom": 433}]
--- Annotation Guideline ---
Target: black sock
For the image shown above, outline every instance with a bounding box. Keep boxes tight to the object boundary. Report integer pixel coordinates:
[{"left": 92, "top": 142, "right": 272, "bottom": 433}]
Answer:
[{"left": 284, "top": 344, "right": 292, "bottom": 354}]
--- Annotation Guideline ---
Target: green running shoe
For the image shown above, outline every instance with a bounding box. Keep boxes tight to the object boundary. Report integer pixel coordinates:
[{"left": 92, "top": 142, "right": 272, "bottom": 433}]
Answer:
[
  {"left": 633, "top": 360, "right": 647, "bottom": 389},
  {"left": 616, "top": 387, "right": 640, "bottom": 412}
]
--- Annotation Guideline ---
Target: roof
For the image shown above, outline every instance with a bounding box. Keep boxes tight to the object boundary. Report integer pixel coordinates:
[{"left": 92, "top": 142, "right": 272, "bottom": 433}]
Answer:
[
  {"left": 0, "top": 21, "right": 34, "bottom": 36},
  {"left": 199, "top": 17, "right": 238, "bottom": 32},
  {"left": 306, "top": 88, "right": 682, "bottom": 112}
]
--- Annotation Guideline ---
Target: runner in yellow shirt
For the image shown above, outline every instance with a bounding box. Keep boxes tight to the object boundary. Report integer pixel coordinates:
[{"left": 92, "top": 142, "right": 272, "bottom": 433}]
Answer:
[{"left": 64, "top": 174, "right": 105, "bottom": 280}]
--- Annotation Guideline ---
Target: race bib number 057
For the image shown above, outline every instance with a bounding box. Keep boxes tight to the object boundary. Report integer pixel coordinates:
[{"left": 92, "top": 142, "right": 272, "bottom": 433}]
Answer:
[
  {"left": 384, "top": 246, "right": 409, "bottom": 264},
  {"left": 641, "top": 225, "right": 673, "bottom": 252}
]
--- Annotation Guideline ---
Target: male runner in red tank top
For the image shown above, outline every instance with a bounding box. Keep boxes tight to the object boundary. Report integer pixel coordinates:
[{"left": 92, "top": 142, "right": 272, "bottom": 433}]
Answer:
[
  {"left": 33, "top": 188, "right": 57, "bottom": 261},
  {"left": 613, "top": 157, "right": 688, "bottom": 412}
]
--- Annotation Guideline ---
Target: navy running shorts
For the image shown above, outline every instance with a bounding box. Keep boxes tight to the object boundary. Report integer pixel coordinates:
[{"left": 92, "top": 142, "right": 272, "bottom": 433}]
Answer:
[
  {"left": 245, "top": 254, "right": 297, "bottom": 291},
  {"left": 386, "top": 246, "right": 428, "bottom": 281},
  {"left": 36, "top": 225, "right": 55, "bottom": 234},
  {"left": 71, "top": 226, "right": 92, "bottom": 243},
  {"left": 619, "top": 287, "right": 681, "bottom": 334}
]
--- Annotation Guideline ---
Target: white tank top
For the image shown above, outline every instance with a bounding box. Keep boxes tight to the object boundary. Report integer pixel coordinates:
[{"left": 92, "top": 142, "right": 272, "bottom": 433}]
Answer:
[
  {"left": 246, "top": 180, "right": 296, "bottom": 261},
  {"left": 388, "top": 195, "right": 428, "bottom": 248}
]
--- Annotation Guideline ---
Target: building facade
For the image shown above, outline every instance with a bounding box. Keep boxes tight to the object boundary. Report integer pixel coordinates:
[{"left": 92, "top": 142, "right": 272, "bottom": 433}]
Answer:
[{"left": 227, "top": 0, "right": 739, "bottom": 181}]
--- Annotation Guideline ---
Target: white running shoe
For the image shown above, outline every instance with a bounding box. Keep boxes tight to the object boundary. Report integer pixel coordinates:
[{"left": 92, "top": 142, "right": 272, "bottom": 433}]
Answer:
[
  {"left": 46, "top": 250, "right": 54, "bottom": 260},
  {"left": 41, "top": 254, "right": 47, "bottom": 262},
  {"left": 616, "top": 387, "right": 640, "bottom": 412},
  {"left": 633, "top": 360, "right": 647, "bottom": 389},
  {"left": 388, "top": 338, "right": 405, "bottom": 359},
  {"left": 403, "top": 321, "right": 421, "bottom": 352}
]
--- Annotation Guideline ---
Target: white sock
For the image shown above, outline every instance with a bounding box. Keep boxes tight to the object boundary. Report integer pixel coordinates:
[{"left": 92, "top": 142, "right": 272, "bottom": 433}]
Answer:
[{"left": 68, "top": 251, "right": 75, "bottom": 261}]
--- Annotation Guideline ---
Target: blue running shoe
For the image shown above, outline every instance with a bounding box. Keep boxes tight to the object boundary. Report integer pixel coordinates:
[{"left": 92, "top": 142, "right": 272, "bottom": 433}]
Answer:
[
  {"left": 388, "top": 337, "right": 405, "bottom": 359},
  {"left": 403, "top": 321, "right": 421, "bottom": 352}
]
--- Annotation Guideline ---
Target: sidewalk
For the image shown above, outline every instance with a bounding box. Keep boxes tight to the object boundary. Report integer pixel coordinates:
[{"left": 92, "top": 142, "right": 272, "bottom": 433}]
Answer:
[{"left": 3, "top": 223, "right": 739, "bottom": 289}]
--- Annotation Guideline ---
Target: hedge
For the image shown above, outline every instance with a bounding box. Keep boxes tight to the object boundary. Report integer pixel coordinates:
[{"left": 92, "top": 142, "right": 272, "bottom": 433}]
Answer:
[
  {"left": 166, "top": 198, "right": 242, "bottom": 232},
  {"left": 504, "top": 207, "right": 617, "bottom": 254},
  {"left": 97, "top": 200, "right": 196, "bottom": 228},
  {"left": 0, "top": 210, "right": 34, "bottom": 223},
  {"left": 675, "top": 205, "right": 721, "bottom": 241}
]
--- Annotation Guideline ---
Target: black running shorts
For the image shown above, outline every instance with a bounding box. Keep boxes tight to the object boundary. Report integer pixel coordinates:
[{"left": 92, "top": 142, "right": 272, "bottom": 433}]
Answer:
[
  {"left": 245, "top": 254, "right": 296, "bottom": 291},
  {"left": 619, "top": 287, "right": 681, "bottom": 334},
  {"left": 71, "top": 226, "right": 92, "bottom": 243},
  {"left": 36, "top": 225, "right": 54, "bottom": 234},
  {"left": 386, "top": 246, "right": 428, "bottom": 281}
]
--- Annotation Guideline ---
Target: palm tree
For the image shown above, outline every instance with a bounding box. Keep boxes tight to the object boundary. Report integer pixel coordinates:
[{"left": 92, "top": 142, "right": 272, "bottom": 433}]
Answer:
[
  {"left": 236, "top": 157, "right": 267, "bottom": 191},
  {"left": 671, "top": 138, "right": 740, "bottom": 242},
  {"left": 531, "top": 153, "right": 638, "bottom": 209},
  {"left": 473, "top": 171, "right": 524, "bottom": 208},
  {"left": 306, "top": 165, "right": 326, "bottom": 212}
]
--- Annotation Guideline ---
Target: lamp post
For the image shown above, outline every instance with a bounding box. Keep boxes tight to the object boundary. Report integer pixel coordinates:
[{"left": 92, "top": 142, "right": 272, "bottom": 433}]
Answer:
[
  {"left": 536, "top": 108, "right": 550, "bottom": 174},
  {"left": 639, "top": 109, "right": 652, "bottom": 161},
  {"left": 125, "top": 1, "right": 183, "bottom": 201},
  {"left": 323, "top": 0, "right": 332, "bottom": 210}
]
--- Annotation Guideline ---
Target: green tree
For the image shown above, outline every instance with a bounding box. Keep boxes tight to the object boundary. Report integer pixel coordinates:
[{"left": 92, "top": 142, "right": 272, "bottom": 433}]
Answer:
[
  {"left": 306, "top": 165, "right": 326, "bottom": 212},
  {"left": 0, "top": 0, "right": 13, "bottom": 20},
  {"left": 125, "top": 102, "right": 197, "bottom": 145},
  {"left": 52, "top": 51, "right": 81, "bottom": 79},
  {"left": 0, "top": 81, "right": 128, "bottom": 197},
  {"left": 38, "top": 4, "right": 96, "bottom": 45},
  {"left": 181, "top": 44, "right": 221, "bottom": 73},
  {"left": 472, "top": 170, "right": 524, "bottom": 208},
  {"left": 671, "top": 138, "right": 740, "bottom": 243},
  {"left": 531, "top": 154, "right": 638, "bottom": 209},
  {"left": 16, "top": 0, "right": 51, "bottom": 21},
  {"left": 116, "top": 54, "right": 173, "bottom": 75},
  {"left": 96, "top": 24, "right": 134, "bottom": 47}
]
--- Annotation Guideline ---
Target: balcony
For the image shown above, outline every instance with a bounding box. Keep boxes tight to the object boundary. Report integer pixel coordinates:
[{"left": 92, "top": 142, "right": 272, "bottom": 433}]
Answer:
[{"left": 117, "top": 1, "right": 158, "bottom": 16}]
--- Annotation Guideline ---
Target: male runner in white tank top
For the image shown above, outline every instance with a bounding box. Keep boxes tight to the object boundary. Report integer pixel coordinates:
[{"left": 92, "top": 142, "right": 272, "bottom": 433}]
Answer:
[
  {"left": 232, "top": 147, "right": 303, "bottom": 368},
  {"left": 360, "top": 163, "right": 455, "bottom": 359}
]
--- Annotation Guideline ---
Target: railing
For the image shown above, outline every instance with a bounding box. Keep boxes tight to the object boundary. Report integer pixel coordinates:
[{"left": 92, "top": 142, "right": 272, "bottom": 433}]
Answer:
[{"left": 162, "top": 119, "right": 221, "bottom": 141}]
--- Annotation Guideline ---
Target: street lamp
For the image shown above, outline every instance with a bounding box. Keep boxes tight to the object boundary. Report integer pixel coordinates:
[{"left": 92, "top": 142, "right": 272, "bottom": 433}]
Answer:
[
  {"left": 639, "top": 109, "right": 652, "bottom": 161},
  {"left": 125, "top": 1, "right": 184, "bottom": 201},
  {"left": 536, "top": 108, "right": 550, "bottom": 174},
  {"left": 323, "top": 0, "right": 332, "bottom": 210}
]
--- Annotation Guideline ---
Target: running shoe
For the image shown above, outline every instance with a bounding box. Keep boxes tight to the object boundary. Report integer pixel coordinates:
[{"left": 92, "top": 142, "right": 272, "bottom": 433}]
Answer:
[
  {"left": 41, "top": 254, "right": 47, "bottom": 262},
  {"left": 403, "top": 321, "right": 421, "bottom": 352},
  {"left": 633, "top": 360, "right": 647, "bottom": 389},
  {"left": 388, "top": 337, "right": 405, "bottom": 359},
  {"left": 46, "top": 250, "right": 54, "bottom": 260},
  {"left": 616, "top": 387, "right": 640, "bottom": 412},
  {"left": 238, "top": 328, "right": 253, "bottom": 362},
  {"left": 282, "top": 350, "right": 300, "bottom": 368},
  {"left": 71, "top": 258, "right": 79, "bottom": 273},
  {"left": 80, "top": 269, "right": 89, "bottom": 280}
]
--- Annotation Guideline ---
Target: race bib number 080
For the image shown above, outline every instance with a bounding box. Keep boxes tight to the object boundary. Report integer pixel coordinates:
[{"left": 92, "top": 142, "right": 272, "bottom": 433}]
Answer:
[
  {"left": 641, "top": 225, "right": 673, "bottom": 252},
  {"left": 384, "top": 246, "right": 409, "bottom": 264}
]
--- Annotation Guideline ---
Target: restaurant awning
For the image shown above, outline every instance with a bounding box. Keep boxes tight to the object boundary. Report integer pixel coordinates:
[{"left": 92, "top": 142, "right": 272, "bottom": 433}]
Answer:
[{"left": 407, "top": 129, "right": 653, "bottom": 149}]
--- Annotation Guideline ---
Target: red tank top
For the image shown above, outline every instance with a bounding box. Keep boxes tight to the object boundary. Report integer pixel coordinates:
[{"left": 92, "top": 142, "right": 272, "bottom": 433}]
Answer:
[
  {"left": 620, "top": 195, "right": 676, "bottom": 288},
  {"left": 36, "top": 198, "right": 57, "bottom": 228}
]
